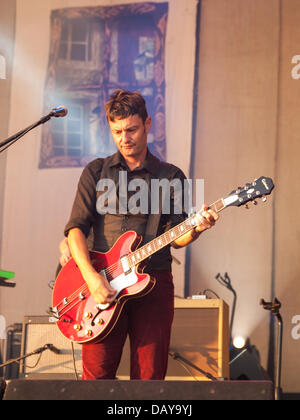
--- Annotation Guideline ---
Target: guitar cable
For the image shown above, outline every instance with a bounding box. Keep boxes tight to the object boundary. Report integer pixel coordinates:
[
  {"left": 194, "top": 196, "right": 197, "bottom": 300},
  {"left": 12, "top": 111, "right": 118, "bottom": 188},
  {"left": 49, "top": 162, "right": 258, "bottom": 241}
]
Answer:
[
  {"left": 71, "top": 342, "right": 79, "bottom": 380},
  {"left": 168, "top": 351, "right": 201, "bottom": 381}
]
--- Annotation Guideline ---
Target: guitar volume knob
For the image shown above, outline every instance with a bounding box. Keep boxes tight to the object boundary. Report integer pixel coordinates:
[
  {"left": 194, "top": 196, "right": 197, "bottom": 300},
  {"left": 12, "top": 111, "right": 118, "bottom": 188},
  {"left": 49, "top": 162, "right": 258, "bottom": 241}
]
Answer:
[{"left": 73, "top": 324, "right": 82, "bottom": 331}]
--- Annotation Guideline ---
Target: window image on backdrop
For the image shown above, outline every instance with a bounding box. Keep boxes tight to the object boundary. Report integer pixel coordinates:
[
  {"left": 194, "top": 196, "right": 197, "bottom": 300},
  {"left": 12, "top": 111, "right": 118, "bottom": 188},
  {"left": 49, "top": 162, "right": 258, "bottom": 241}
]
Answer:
[{"left": 39, "top": 2, "right": 168, "bottom": 168}]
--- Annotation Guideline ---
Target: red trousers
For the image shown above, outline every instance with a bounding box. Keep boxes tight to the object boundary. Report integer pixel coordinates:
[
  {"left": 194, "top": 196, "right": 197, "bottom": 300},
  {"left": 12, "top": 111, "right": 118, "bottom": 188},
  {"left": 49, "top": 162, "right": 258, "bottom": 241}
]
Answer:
[{"left": 81, "top": 270, "right": 174, "bottom": 380}]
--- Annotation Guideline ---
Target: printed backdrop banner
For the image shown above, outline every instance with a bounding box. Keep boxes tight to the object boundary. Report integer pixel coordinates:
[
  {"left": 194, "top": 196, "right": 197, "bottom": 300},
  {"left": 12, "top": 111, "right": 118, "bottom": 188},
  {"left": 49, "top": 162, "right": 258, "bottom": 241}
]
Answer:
[{"left": 40, "top": 2, "right": 169, "bottom": 168}]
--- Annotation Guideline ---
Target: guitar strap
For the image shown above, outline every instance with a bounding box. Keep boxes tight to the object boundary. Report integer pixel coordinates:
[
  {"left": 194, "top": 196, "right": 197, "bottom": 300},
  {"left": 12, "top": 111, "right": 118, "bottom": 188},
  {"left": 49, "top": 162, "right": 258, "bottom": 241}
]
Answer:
[{"left": 142, "top": 157, "right": 179, "bottom": 245}]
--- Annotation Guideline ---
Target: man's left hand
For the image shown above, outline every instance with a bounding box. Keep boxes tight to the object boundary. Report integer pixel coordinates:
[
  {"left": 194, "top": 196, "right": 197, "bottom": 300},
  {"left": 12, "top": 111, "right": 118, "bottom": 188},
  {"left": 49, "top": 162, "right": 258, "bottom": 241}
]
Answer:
[{"left": 194, "top": 204, "right": 219, "bottom": 234}]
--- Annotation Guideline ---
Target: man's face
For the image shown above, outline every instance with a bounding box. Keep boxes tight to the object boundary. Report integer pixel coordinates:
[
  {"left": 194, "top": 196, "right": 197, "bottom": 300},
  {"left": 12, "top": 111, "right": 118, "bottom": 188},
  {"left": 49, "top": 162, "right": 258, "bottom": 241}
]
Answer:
[{"left": 108, "top": 114, "right": 151, "bottom": 161}]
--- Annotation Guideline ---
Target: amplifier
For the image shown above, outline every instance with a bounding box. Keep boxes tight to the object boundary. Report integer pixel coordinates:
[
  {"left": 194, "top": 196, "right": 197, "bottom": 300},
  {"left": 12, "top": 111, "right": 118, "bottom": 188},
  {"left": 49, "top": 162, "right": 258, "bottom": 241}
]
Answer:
[{"left": 118, "top": 298, "right": 229, "bottom": 380}]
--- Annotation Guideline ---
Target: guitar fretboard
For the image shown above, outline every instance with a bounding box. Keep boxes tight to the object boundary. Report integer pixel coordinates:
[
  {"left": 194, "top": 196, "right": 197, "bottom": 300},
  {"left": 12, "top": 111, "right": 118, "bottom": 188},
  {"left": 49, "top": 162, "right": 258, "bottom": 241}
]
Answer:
[{"left": 127, "top": 198, "right": 226, "bottom": 268}]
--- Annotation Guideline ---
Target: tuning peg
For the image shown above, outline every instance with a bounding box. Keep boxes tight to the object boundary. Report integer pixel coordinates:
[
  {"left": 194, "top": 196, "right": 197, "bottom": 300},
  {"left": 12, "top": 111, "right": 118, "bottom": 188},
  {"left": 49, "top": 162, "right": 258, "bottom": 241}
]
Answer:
[
  {"left": 253, "top": 200, "right": 258, "bottom": 205},
  {"left": 262, "top": 196, "right": 267, "bottom": 203},
  {"left": 245, "top": 203, "right": 250, "bottom": 209}
]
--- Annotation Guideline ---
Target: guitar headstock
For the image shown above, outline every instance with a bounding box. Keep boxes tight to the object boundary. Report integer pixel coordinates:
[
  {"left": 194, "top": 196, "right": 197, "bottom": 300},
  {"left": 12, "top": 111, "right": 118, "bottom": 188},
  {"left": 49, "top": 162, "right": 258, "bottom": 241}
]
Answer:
[{"left": 224, "top": 176, "right": 274, "bottom": 208}]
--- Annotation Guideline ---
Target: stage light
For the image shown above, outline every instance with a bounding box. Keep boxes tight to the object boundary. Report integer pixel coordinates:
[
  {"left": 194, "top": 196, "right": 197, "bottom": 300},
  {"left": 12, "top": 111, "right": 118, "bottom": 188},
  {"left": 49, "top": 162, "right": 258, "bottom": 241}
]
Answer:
[{"left": 233, "top": 336, "right": 246, "bottom": 349}]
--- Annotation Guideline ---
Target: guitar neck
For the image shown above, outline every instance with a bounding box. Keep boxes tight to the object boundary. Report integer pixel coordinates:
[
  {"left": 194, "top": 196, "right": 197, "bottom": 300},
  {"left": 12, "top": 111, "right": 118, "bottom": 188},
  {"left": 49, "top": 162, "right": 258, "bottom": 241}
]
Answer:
[{"left": 127, "top": 198, "right": 227, "bottom": 268}]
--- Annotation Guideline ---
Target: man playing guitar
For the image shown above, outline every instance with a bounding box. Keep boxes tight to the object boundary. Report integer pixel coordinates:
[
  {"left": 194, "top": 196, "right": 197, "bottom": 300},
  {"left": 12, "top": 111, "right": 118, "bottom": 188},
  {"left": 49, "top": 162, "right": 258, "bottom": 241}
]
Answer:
[{"left": 61, "top": 89, "right": 219, "bottom": 380}]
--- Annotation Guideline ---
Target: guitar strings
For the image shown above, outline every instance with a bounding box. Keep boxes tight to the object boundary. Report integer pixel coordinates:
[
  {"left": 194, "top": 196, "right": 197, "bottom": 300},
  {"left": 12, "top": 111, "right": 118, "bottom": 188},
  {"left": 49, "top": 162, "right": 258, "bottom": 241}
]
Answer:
[
  {"left": 54, "top": 260, "right": 124, "bottom": 315},
  {"left": 58, "top": 295, "right": 88, "bottom": 319},
  {"left": 55, "top": 283, "right": 89, "bottom": 314}
]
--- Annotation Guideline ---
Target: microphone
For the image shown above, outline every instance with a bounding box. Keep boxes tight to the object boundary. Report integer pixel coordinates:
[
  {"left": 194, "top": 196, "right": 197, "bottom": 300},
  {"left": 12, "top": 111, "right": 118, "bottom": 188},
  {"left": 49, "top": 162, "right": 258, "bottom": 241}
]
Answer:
[
  {"left": 50, "top": 106, "right": 68, "bottom": 118},
  {"left": 45, "top": 343, "right": 61, "bottom": 354}
]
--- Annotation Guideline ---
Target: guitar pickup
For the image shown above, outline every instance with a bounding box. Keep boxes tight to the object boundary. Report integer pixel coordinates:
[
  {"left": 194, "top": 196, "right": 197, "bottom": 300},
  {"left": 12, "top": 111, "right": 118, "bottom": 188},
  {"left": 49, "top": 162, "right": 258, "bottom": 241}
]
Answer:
[{"left": 121, "top": 255, "right": 132, "bottom": 275}]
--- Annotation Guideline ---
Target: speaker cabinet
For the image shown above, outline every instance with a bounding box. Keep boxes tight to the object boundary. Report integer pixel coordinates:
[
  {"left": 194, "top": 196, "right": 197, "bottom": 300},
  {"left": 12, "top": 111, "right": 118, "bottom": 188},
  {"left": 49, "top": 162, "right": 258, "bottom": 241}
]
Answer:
[
  {"left": 117, "top": 298, "right": 229, "bottom": 380},
  {"left": 170, "top": 298, "right": 229, "bottom": 380},
  {"left": 19, "top": 298, "right": 229, "bottom": 381}
]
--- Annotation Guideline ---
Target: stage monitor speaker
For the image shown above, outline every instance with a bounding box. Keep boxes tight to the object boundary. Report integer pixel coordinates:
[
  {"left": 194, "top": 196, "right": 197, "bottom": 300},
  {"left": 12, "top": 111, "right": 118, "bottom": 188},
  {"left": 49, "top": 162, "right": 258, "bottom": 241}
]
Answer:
[
  {"left": 19, "top": 298, "right": 229, "bottom": 381},
  {"left": 3, "top": 379, "right": 274, "bottom": 400},
  {"left": 230, "top": 347, "right": 268, "bottom": 380}
]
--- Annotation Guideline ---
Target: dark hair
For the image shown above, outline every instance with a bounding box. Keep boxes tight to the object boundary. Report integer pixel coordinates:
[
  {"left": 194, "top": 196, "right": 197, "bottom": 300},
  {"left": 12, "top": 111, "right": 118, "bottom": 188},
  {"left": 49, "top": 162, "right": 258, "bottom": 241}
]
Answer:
[{"left": 105, "top": 89, "right": 148, "bottom": 123}]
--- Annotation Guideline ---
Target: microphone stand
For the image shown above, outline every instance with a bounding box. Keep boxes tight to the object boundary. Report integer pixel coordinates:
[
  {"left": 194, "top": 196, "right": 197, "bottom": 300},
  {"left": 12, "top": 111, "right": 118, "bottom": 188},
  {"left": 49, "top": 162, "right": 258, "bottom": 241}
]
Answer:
[
  {"left": 0, "top": 107, "right": 67, "bottom": 154},
  {"left": 168, "top": 350, "right": 219, "bottom": 381},
  {"left": 0, "top": 344, "right": 55, "bottom": 371},
  {"left": 260, "top": 298, "right": 283, "bottom": 401}
]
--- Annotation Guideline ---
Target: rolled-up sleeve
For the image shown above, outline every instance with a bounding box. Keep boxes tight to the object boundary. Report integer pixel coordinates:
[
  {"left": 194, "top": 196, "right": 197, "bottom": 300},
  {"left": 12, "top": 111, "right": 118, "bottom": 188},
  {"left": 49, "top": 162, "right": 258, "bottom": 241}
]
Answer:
[{"left": 64, "top": 159, "right": 103, "bottom": 238}]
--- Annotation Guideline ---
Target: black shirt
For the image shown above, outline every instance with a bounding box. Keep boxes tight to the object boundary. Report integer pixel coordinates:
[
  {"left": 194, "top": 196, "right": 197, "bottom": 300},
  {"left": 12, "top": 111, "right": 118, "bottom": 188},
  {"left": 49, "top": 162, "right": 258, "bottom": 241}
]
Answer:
[{"left": 64, "top": 149, "right": 187, "bottom": 272}]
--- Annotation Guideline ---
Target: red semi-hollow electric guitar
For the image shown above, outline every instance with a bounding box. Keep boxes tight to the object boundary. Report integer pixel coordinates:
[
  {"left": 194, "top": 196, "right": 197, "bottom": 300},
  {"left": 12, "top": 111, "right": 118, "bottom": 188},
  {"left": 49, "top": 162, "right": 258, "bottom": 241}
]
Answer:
[{"left": 52, "top": 176, "right": 274, "bottom": 344}]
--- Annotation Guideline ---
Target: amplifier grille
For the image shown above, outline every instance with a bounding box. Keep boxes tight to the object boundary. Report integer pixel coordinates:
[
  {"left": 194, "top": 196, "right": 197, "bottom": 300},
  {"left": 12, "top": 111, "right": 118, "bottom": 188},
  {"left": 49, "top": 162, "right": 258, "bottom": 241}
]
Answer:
[{"left": 20, "top": 316, "right": 82, "bottom": 378}]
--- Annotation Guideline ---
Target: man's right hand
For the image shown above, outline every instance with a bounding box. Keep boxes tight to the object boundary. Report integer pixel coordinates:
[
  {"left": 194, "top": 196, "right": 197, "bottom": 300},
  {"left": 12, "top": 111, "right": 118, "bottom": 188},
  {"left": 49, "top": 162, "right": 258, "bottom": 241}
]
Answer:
[{"left": 67, "top": 228, "right": 117, "bottom": 306}]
